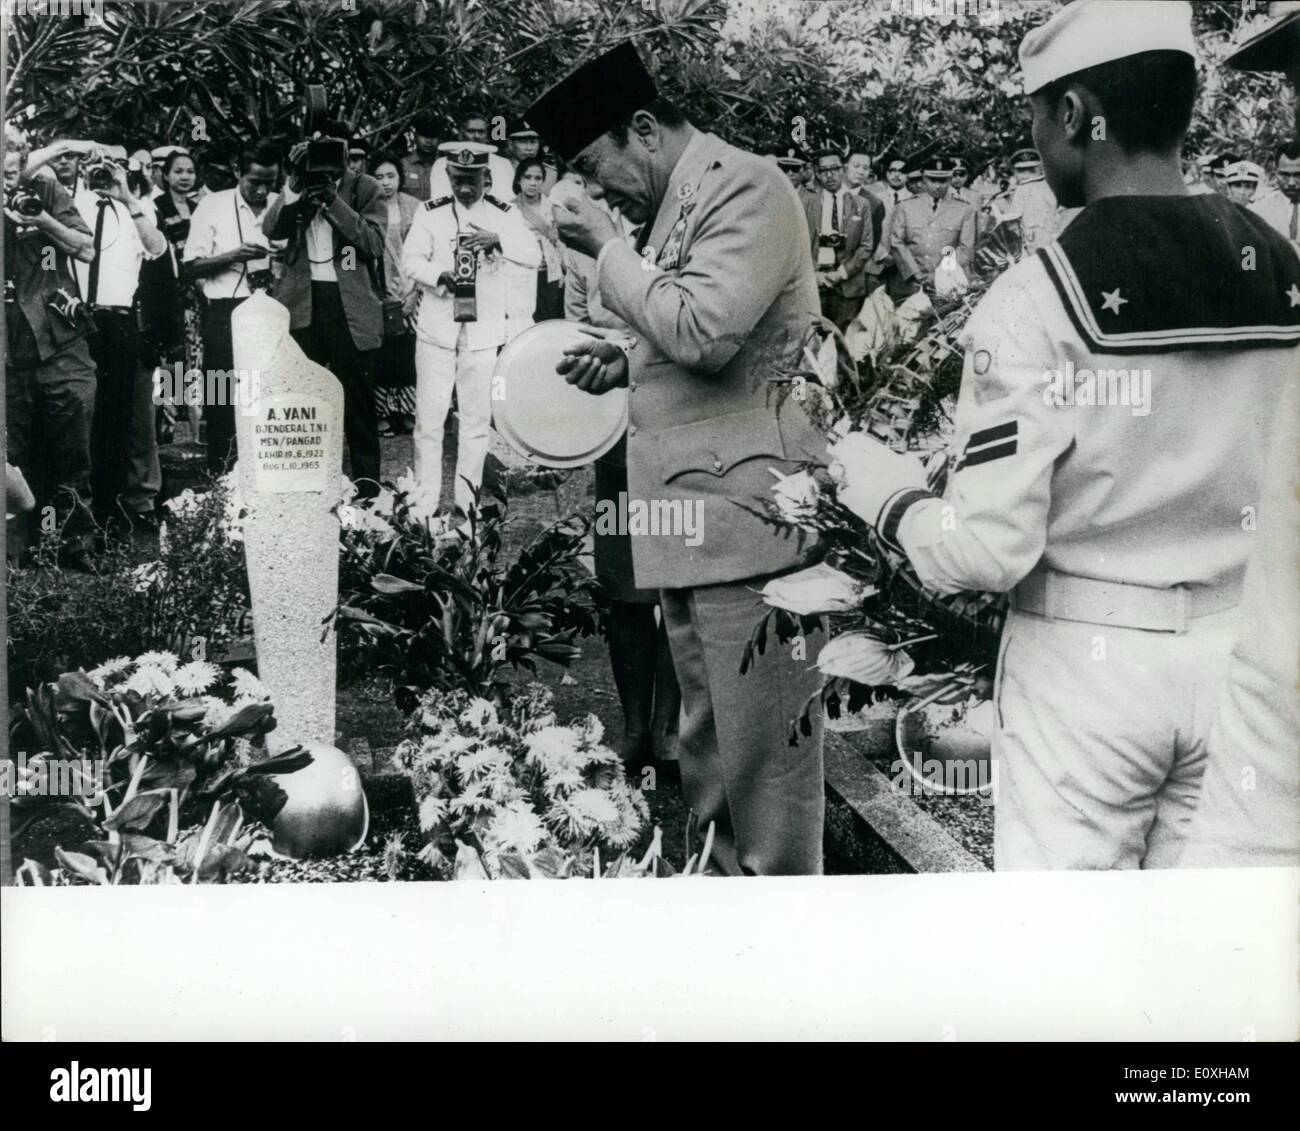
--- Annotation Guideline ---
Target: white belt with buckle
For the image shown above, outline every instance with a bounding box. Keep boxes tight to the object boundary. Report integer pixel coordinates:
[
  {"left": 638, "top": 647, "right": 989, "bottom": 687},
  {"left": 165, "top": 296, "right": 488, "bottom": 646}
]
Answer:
[{"left": 1012, "top": 566, "right": 1242, "bottom": 634}]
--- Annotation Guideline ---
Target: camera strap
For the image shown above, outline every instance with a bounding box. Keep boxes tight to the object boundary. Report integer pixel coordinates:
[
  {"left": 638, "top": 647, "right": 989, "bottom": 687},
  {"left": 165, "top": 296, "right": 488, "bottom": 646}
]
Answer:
[{"left": 232, "top": 192, "right": 251, "bottom": 297}]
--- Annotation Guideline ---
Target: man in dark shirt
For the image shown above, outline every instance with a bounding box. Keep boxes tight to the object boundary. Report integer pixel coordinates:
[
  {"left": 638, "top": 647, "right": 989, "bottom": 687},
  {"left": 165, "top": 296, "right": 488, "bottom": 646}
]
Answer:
[
  {"left": 400, "top": 112, "right": 442, "bottom": 202},
  {"left": 3, "top": 131, "right": 98, "bottom": 566}
]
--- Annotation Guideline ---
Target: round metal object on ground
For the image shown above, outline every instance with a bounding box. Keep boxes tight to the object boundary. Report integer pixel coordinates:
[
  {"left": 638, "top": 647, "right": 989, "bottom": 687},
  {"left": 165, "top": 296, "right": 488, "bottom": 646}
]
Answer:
[{"left": 492, "top": 320, "right": 629, "bottom": 469}]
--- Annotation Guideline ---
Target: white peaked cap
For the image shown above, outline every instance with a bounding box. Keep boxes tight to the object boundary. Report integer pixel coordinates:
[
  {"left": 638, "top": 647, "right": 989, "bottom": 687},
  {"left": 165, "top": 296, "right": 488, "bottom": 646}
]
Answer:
[{"left": 1019, "top": 0, "right": 1198, "bottom": 95}]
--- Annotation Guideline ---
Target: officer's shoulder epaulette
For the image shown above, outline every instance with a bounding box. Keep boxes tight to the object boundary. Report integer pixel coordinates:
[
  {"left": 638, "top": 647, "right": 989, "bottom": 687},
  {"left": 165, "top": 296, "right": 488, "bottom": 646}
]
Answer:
[
  {"left": 483, "top": 193, "right": 510, "bottom": 211},
  {"left": 424, "top": 195, "right": 453, "bottom": 210}
]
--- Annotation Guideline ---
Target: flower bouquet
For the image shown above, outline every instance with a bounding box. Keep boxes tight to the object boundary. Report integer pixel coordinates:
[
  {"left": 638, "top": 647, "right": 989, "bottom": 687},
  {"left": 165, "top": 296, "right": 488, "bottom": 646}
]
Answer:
[
  {"left": 745, "top": 288, "right": 1009, "bottom": 741},
  {"left": 394, "top": 683, "right": 649, "bottom": 879}
]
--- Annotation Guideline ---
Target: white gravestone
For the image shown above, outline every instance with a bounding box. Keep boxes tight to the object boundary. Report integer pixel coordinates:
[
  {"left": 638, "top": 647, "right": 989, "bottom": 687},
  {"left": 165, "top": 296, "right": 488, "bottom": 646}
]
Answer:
[{"left": 232, "top": 294, "right": 343, "bottom": 754}]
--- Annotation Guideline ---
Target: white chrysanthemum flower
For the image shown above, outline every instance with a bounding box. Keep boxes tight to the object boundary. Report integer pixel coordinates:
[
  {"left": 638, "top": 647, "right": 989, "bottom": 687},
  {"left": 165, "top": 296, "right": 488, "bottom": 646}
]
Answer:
[
  {"left": 135, "top": 651, "right": 179, "bottom": 673},
  {"left": 172, "top": 660, "right": 221, "bottom": 695},
  {"left": 580, "top": 740, "right": 621, "bottom": 769},
  {"left": 449, "top": 783, "right": 498, "bottom": 815},
  {"left": 525, "top": 725, "right": 583, "bottom": 771},
  {"left": 566, "top": 787, "right": 620, "bottom": 827},
  {"left": 484, "top": 801, "right": 547, "bottom": 856},
  {"left": 418, "top": 792, "right": 448, "bottom": 833},
  {"left": 602, "top": 781, "right": 649, "bottom": 849},
  {"left": 121, "top": 665, "right": 175, "bottom": 699},
  {"left": 579, "top": 713, "right": 604, "bottom": 747},
  {"left": 456, "top": 745, "right": 511, "bottom": 781},
  {"left": 88, "top": 656, "right": 133, "bottom": 685},
  {"left": 337, "top": 504, "right": 358, "bottom": 529},
  {"left": 229, "top": 668, "right": 270, "bottom": 702},
  {"left": 484, "top": 770, "right": 525, "bottom": 805},
  {"left": 460, "top": 697, "right": 499, "bottom": 733}
]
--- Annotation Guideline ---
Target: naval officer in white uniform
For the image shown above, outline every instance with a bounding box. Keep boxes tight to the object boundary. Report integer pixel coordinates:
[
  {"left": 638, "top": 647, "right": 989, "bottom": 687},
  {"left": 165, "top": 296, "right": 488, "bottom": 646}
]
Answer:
[{"left": 401, "top": 141, "right": 538, "bottom": 516}]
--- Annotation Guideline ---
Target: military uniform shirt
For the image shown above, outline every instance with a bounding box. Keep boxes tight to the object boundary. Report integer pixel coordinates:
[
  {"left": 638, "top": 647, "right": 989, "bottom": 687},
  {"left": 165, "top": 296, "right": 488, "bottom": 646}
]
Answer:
[
  {"left": 1250, "top": 188, "right": 1300, "bottom": 249},
  {"left": 889, "top": 192, "right": 976, "bottom": 282},
  {"left": 400, "top": 153, "right": 437, "bottom": 202},
  {"left": 1006, "top": 175, "right": 1060, "bottom": 252},
  {"left": 400, "top": 192, "right": 539, "bottom": 351}
]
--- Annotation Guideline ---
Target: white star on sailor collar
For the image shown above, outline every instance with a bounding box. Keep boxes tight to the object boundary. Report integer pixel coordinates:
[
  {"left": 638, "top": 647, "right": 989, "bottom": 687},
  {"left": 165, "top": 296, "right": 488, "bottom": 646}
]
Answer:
[
  {"left": 1100, "top": 287, "right": 1128, "bottom": 315},
  {"left": 1287, "top": 283, "right": 1300, "bottom": 308}
]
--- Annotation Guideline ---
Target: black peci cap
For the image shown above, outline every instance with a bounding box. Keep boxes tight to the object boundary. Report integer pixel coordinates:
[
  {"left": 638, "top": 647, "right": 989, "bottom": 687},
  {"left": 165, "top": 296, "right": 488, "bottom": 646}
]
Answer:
[{"left": 525, "top": 43, "right": 659, "bottom": 163}]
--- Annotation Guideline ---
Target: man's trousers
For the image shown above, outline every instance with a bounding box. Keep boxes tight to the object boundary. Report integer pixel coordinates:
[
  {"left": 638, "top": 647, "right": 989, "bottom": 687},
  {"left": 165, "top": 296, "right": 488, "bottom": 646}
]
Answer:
[
  {"left": 5, "top": 336, "right": 96, "bottom": 552},
  {"left": 992, "top": 605, "right": 1240, "bottom": 870},
  {"left": 413, "top": 329, "right": 495, "bottom": 516},
  {"left": 292, "top": 282, "right": 381, "bottom": 492},
  {"left": 822, "top": 289, "right": 862, "bottom": 332},
  {"left": 199, "top": 295, "right": 246, "bottom": 476},
  {"left": 660, "top": 578, "right": 825, "bottom": 876},
  {"left": 87, "top": 309, "right": 140, "bottom": 523}
]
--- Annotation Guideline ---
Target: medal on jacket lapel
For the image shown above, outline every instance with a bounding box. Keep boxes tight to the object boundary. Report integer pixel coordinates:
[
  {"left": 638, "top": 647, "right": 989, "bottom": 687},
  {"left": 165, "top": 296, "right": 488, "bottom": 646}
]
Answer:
[{"left": 657, "top": 199, "right": 695, "bottom": 271}]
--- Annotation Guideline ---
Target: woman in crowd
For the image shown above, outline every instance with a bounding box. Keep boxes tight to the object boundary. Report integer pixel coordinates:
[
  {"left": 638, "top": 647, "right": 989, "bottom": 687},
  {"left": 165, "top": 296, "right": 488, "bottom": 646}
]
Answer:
[
  {"left": 512, "top": 157, "right": 565, "bottom": 320},
  {"left": 369, "top": 151, "right": 421, "bottom": 436},
  {"left": 153, "top": 149, "right": 204, "bottom": 440},
  {"left": 561, "top": 178, "right": 680, "bottom": 777}
]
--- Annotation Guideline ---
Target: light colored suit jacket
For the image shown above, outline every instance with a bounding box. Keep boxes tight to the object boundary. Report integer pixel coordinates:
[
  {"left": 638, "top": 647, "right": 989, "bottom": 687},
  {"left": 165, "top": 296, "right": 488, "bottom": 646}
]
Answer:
[
  {"left": 593, "top": 130, "right": 828, "bottom": 590},
  {"left": 262, "top": 170, "right": 387, "bottom": 351}
]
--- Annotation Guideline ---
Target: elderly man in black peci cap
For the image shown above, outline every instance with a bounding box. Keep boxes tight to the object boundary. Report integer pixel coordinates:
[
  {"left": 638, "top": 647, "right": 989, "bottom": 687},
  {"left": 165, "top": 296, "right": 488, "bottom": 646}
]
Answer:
[{"left": 525, "top": 43, "right": 831, "bottom": 876}]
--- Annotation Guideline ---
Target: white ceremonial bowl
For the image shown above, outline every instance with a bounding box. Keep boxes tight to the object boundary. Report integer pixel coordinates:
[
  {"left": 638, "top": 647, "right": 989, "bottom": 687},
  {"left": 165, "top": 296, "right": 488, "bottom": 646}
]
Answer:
[{"left": 492, "top": 320, "right": 629, "bottom": 468}]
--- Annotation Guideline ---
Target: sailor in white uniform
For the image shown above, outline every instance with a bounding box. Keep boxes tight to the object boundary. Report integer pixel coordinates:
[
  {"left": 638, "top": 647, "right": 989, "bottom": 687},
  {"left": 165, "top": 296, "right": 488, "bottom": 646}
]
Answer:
[{"left": 829, "top": 0, "right": 1300, "bottom": 870}]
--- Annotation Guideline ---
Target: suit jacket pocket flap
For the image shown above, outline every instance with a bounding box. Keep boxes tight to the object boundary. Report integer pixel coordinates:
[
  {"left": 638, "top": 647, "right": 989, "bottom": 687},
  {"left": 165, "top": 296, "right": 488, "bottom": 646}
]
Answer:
[{"left": 658, "top": 408, "right": 786, "bottom": 483}]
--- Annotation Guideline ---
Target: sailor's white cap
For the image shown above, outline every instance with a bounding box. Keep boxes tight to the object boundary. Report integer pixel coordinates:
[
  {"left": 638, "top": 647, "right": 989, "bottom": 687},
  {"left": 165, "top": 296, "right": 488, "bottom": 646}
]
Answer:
[{"left": 1019, "top": 0, "right": 1198, "bottom": 95}]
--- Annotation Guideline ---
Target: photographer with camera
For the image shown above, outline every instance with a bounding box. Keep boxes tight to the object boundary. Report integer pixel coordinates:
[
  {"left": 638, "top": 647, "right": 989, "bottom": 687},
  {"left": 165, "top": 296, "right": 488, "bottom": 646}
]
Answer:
[
  {"left": 802, "top": 146, "right": 873, "bottom": 331},
  {"left": 400, "top": 141, "right": 539, "bottom": 518},
  {"left": 183, "top": 141, "right": 283, "bottom": 474},
  {"left": 262, "top": 116, "right": 386, "bottom": 492},
  {"left": 3, "top": 126, "right": 99, "bottom": 567},
  {"left": 69, "top": 142, "right": 168, "bottom": 537}
]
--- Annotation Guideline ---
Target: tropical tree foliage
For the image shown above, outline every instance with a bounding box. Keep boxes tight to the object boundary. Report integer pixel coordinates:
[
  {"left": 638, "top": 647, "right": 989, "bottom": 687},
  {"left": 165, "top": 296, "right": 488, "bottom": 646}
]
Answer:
[{"left": 7, "top": 1, "right": 1291, "bottom": 180}]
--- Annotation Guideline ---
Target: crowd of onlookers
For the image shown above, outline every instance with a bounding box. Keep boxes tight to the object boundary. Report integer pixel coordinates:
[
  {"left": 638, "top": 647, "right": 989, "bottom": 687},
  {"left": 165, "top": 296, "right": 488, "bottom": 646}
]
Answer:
[
  {"left": 2, "top": 108, "right": 578, "bottom": 569},
  {"left": 6, "top": 103, "right": 1299, "bottom": 573},
  {"left": 782, "top": 138, "right": 1300, "bottom": 329}
]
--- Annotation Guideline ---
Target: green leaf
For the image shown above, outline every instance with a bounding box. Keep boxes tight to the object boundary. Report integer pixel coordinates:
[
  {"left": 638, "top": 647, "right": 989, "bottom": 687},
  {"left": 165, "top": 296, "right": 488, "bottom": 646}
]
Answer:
[
  {"left": 204, "top": 700, "right": 275, "bottom": 740},
  {"left": 371, "top": 573, "right": 425, "bottom": 595},
  {"left": 196, "top": 844, "right": 250, "bottom": 882},
  {"left": 104, "top": 789, "right": 171, "bottom": 832},
  {"left": 120, "top": 834, "right": 176, "bottom": 865},
  {"left": 55, "top": 670, "right": 107, "bottom": 707},
  {"left": 54, "top": 846, "right": 110, "bottom": 885}
]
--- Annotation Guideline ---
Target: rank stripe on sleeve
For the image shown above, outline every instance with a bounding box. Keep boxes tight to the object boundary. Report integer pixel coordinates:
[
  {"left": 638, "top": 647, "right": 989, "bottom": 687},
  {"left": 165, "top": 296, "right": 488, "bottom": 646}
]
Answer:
[
  {"left": 967, "top": 421, "right": 1017, "bottom": 447},
  {"left": 953, "top": 420, "right": 1019, "bottom": 472},
  {"left": 960, "top": 439, "right": 1018, "bottom": 469}
]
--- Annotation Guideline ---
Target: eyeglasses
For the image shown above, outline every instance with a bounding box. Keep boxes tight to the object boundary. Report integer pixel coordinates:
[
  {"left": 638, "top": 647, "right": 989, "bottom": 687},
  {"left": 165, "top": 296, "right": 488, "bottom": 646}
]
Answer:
[{"left": 817, "top": 164, "right": 842, "bottom": 174}]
